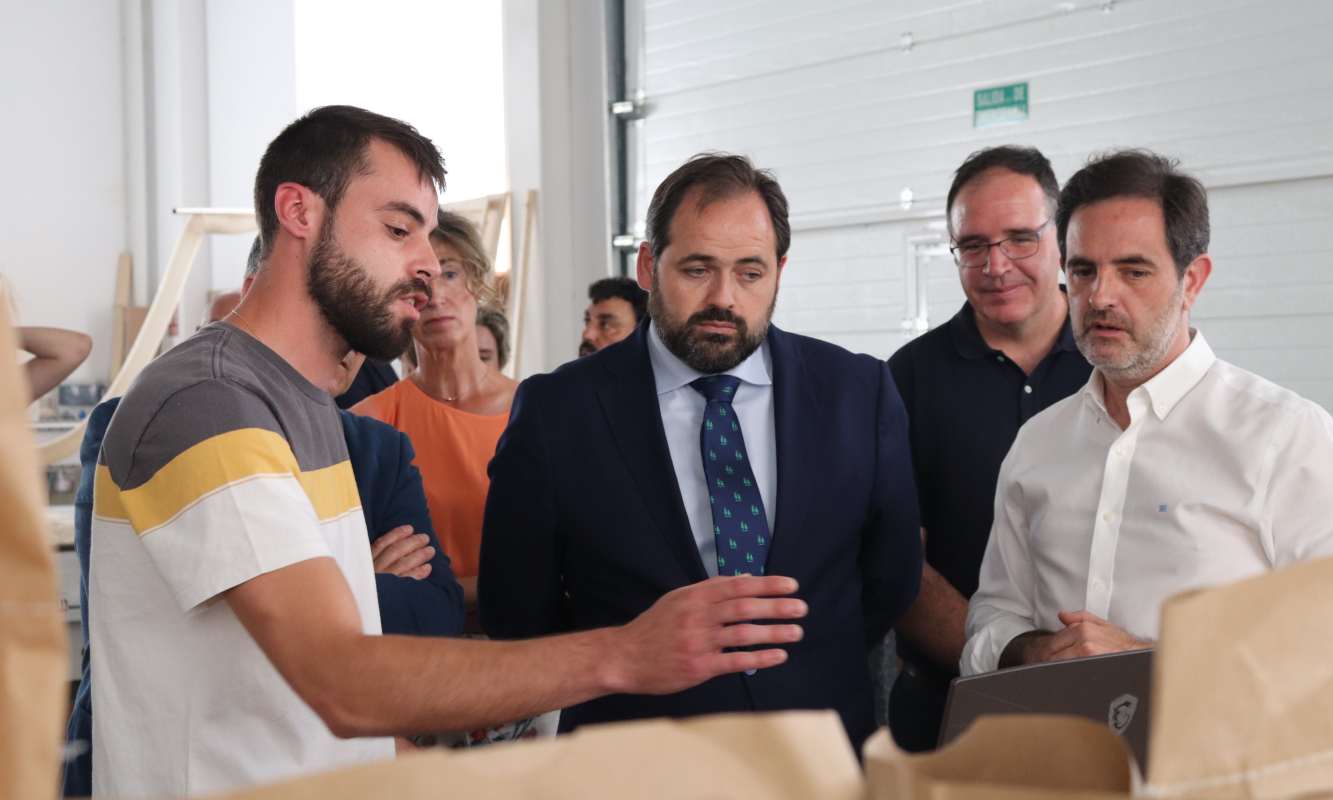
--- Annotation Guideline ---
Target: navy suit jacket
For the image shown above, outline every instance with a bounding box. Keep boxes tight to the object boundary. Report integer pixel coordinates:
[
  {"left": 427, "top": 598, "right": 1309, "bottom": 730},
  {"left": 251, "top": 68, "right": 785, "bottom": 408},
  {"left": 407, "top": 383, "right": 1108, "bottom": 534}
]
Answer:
[
  {"left": 478, "top": 323, "right": 921, "bottom": 747},
  {"left": 339, "top": 411, "right": 466, "bottom": 637}
]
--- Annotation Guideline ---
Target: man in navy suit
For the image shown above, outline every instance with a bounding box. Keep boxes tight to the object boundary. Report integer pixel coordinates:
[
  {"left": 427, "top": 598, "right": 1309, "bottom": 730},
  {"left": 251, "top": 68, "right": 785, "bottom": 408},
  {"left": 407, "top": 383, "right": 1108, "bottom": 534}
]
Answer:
[{"left": 479, "top": 153, "right": 922, "bottom": 747}]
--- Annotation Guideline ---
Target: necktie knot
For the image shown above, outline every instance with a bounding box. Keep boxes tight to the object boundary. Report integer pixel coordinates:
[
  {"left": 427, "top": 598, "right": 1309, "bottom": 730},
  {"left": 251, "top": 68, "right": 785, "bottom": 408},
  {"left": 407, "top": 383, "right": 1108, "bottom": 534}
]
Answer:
[{"left": 690, "top": 375, "right": 742, "bottom": 404}]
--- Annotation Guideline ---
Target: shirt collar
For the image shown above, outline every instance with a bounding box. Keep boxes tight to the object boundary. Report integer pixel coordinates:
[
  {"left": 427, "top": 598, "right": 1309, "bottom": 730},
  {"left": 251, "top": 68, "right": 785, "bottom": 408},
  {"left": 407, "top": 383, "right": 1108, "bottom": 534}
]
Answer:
[
  {"left": 647, "top": 320, "right": 773, "bottom": 396},
  {"left": 949, "top": 287, "right": 1078, "bottom": 360},
  {"left": 1081, "top": 329, "right": 1216, "bottom": 421}
]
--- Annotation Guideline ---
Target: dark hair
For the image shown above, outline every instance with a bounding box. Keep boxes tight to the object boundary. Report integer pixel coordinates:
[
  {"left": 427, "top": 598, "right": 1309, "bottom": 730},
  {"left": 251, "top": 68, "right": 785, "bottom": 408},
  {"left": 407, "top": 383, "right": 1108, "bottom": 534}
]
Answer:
[
  {"left": 645, "top": 153, "right": 790, "bottom": 264},
  {"left": 245, "top": 235, "right": 262, "bottom": 278},
  {"left": 475, "top": 305, "right": 510, "bottom": 369},
  {"left": 588, "top": 276, "right": 648, "bottom": 322},
  {"left": 947, "top": 145, "right": 1059, "bottom": 227},
  {"left": 430, "top": 208, "right": 496, "bottom": 306},
  {"left": 1057, "top": 149, "right": 1209, "bottom": 276},
  {"left": 253, "top": 105, "right": 446, "bottom": 259}
]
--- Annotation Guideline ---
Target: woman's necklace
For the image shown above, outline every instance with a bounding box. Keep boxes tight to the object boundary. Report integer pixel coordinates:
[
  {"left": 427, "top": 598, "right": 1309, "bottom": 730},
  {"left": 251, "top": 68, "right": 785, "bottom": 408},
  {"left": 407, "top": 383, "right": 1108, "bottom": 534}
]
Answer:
[{"left": 420, "top": 366, "right": 490, "bottom": 404}]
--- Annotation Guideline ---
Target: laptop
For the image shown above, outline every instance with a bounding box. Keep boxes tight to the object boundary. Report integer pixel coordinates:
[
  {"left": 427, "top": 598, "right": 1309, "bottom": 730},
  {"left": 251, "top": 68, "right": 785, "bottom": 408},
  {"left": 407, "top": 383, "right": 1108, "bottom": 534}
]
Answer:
[{"left": 938, "top": 649, "right": 1154, "bottom": 770}]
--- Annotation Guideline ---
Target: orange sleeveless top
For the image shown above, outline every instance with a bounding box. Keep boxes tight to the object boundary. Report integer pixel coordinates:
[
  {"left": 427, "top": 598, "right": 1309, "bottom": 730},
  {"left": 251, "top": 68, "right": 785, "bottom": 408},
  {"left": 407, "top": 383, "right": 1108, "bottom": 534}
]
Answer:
[{"left": 352, "top": 378, "right": 508, "bottom": 578}]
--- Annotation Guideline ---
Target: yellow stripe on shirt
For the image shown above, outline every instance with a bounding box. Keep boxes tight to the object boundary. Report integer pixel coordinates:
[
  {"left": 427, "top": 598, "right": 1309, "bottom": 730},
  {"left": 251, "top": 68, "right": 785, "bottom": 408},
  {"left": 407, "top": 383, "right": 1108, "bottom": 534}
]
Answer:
[
  {"left": 97, "top": 428, "right": 361, "bottom": 533},
  {"left": 93, "top": 464, "right": 130, "bottom": 522},
  {"left": 296, "top": 460, "right": 361, "bottom": 524}
]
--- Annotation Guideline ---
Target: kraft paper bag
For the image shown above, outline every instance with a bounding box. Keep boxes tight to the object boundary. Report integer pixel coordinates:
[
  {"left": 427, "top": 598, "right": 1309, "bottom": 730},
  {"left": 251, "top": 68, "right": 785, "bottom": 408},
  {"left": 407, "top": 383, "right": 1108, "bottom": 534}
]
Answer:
[
  {"left": 221, "top": 710, "right": 862, "bottom": 800},
  {"left": 1144, "top": 557, "right": 1333, "bottom": 799},
  {"left": 863, "top": 714, "right": 1132, "bottom": 799},
  {"left": 0, "top": 294, "right": 67, "bottom": 799}
]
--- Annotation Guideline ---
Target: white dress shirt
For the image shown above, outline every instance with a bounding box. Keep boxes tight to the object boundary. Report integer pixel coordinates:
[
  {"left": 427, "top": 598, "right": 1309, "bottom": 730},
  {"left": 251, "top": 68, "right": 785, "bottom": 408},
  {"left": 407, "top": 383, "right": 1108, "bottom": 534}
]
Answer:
[
  {"left": 963, "top": 332, "right": 1333, "bottom": 675},
  {"left": 647, "top": 321, "right": 777, "bottom": 577}
]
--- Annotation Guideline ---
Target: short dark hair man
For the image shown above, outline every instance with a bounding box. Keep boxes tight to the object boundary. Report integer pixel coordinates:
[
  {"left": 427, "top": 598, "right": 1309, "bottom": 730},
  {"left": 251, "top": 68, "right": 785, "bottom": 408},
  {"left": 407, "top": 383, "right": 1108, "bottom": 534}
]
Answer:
[
  {"left": 480, "top": 153, "right": 922, "bottom": 748},
  {"left": 964, "top": 150, "right": 1333, "bottom": 674},
  {"left": 886, "top": 146, "right": 1092, "bottom": 750},
  {"left": 579, "top": 276, "right": 647, "bottom": 356},
  {"left": 89, "top": 108, "right": 805, "bottom": 796}
]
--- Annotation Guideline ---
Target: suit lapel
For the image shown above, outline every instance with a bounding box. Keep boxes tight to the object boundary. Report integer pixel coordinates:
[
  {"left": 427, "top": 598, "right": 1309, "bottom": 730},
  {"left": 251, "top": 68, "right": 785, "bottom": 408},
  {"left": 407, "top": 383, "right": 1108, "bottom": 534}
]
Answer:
[
  {"left": 766, "top": 326, "right": 817, "bottom": 573},
  {"left": 595, "top": 326, "right": 709, "bottom": 583}
]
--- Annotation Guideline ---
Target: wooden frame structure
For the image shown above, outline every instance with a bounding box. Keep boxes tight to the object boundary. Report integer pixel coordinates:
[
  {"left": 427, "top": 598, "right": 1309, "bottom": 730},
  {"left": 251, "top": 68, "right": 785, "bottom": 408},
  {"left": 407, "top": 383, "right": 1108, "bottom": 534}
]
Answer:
[
  {"left": 37, "top": 190, "right": 540, "bottom": 463},
  {"left": 39, "top": 209, "right": 257, "bottom": 465}
]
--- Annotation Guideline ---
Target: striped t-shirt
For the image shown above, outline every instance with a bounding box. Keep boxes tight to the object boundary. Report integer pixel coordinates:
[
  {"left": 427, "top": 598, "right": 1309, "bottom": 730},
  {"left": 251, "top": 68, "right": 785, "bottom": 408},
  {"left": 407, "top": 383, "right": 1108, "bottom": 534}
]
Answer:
[{"left": 89, "top": 323, "right": 393, "bottom": 797}]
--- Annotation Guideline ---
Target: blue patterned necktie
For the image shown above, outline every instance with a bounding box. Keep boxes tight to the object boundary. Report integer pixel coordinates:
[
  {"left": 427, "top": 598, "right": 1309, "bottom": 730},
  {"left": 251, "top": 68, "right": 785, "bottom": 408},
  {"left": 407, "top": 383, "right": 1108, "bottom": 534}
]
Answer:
[{"left": 690, "top": 375, "right": 771, "bottom": 576}]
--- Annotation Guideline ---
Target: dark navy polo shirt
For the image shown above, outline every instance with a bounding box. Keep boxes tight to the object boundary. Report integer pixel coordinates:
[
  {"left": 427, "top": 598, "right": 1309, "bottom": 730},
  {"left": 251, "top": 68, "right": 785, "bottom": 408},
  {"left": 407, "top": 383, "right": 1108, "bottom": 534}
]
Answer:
[{"left": 888, "top": 300, "right": 1091, "bottom": 671}]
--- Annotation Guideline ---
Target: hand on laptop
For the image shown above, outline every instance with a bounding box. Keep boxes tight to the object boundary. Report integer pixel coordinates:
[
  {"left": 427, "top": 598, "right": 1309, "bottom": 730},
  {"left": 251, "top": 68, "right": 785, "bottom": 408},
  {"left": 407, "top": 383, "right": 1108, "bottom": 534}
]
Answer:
[{"left": 1038, "top": 610, "right": 1152, "bottom": 662}]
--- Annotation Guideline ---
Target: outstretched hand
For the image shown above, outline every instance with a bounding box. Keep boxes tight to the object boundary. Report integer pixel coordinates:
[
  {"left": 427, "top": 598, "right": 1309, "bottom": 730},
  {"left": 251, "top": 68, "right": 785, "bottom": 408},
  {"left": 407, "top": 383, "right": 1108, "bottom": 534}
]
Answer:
[{"left": 606, "top": 574, "right": 807, "bottom": 696}]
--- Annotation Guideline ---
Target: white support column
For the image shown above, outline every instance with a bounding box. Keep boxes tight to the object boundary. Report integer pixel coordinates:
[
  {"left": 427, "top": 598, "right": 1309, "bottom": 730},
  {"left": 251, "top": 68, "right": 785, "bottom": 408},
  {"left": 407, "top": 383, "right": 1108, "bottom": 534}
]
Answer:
[
  {"left": 503, "top": 0, "right": 615, "bottom": 377},
  {"left": 145, "top": 0, "right": 214, "bottom": 336}
]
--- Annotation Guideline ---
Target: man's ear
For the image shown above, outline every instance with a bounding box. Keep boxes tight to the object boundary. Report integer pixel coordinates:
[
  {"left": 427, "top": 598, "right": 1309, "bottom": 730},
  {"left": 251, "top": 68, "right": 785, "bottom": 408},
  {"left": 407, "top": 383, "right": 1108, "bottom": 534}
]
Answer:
[
  {"left": 635, "top": 242, "right": 654, "bottom": 293},
  {"left": 1180, "top": 253, "right": 1212, "bottom": 312},
  {"left": 272, "top": 182, "right": 324, "bottom": 245}
]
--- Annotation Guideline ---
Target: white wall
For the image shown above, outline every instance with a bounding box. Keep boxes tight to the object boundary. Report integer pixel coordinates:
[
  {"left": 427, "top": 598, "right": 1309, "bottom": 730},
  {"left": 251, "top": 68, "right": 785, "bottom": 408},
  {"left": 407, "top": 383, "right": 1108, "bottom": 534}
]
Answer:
[
  {"left": 504, "top": 0, "right": 616, "bottom": 376},
  {"left": 0, "top": 2, "right": 128, "bottom": 383},
  {"left": 206, "top": 0, "right": 298, "bottom": 291},
  {"left": 631, "top": 0, "right": 1333, "bottom": 409}
]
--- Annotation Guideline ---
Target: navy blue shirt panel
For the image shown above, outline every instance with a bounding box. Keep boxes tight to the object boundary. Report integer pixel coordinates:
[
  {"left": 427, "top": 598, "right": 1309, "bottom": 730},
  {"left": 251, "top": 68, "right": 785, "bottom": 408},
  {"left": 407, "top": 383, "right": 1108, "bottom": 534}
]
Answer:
[{"left": 887, "top": 301, "right": 1090, "bottom": 671}]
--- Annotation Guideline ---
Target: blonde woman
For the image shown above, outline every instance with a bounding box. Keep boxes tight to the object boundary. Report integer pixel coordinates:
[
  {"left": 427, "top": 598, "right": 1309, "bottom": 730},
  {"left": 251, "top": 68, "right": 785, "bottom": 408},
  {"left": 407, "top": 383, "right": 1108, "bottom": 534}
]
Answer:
[{"left": 353, "top": 209, "right": 516, "bottom": 610}]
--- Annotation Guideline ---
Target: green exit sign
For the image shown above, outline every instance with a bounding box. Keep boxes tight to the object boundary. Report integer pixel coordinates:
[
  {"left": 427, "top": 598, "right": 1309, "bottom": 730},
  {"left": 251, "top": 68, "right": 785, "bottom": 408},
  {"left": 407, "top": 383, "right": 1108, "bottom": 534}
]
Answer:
[{"left": 973, "top": 82, "right": 1029, "bottom": 128}]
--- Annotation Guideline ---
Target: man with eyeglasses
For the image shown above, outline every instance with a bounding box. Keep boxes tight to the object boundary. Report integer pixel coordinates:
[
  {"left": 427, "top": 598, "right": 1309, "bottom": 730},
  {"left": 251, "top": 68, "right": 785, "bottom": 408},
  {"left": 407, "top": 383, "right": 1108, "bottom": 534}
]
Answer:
[{"left": 885, "top": 146, "right": 1091, "bottom": 751}]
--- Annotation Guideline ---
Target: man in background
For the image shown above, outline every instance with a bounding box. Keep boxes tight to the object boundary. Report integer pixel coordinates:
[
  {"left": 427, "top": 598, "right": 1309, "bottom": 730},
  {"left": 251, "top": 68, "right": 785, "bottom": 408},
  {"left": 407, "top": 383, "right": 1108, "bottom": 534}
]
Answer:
[
  {"left": 579, "top": 275, "right": 647, "bottom": 356},
  {"left": 886, "top": 146, "right": 1090, "bottom": 750}
]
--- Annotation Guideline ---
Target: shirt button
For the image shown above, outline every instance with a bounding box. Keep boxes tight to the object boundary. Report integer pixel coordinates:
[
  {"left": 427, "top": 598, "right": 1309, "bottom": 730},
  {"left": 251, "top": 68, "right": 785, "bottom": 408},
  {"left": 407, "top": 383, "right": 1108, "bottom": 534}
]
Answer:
[
  {"left": 1023, "top": 385, "right": 1033, "bottom": 394},
  {"left": 745, "top": 669, "right": 757, "bottom": 677},
  {"left": 1102, "top": 512, "right": 1114, "bottom": 522},
  {"left": 996, "top": 355, "right": 1005, "bottom": 363}
]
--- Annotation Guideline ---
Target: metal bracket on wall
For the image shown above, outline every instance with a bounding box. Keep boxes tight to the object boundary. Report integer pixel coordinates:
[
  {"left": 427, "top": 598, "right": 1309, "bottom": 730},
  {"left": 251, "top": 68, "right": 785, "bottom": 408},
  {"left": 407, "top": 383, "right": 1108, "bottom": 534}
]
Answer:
[{"left": 610, "top": 93, "right": 649, "bottom": 121}]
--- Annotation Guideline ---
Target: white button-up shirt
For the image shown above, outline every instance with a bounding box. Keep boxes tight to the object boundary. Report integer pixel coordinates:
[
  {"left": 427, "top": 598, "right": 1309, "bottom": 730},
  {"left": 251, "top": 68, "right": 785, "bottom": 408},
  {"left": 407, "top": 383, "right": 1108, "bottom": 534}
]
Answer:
[
  {"left": 646, "top": 321, "right": 777, "bottom": 577},
  {"left": 962, "top": 332, "right": 1333, "bottom": 675}
]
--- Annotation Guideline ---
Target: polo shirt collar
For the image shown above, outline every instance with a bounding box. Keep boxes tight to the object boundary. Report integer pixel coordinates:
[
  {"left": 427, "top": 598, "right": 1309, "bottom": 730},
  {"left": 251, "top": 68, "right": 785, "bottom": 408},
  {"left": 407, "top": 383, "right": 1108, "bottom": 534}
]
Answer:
[
  {"left": 948, "top": 287, "right": 1079, "bottom": 360},
  {"left": 647, "top": 320, "right": 773, "bottom": 396}
]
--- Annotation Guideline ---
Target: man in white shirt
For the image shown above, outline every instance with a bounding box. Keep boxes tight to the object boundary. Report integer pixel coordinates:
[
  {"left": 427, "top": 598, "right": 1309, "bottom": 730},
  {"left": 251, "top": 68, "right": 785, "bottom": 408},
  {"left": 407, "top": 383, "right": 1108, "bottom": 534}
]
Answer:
[{"left": 962, "top": 149, "right": 1333, "bottom": 676}]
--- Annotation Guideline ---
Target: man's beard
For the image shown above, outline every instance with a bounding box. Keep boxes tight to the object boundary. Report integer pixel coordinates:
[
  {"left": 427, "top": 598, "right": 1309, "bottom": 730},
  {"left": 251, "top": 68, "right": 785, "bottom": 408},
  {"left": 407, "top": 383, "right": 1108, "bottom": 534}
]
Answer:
[
  {"left": 578, "top": 339, "right": 596, "bottom": 358},
  {"left": 1076, "top": 280, "right": 1184, "bottom": 384},
  {"left": 649, "top": 270, "right": 775, "bottom": 374},
  {"left": 306, "top": 216, "right": 428, "bottom": 362}
]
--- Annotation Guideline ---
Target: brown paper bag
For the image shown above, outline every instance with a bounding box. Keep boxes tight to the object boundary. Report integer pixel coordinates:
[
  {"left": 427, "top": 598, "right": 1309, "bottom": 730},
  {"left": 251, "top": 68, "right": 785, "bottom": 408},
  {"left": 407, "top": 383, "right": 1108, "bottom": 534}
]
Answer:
[
  {"left": 0, "top": 295, "right": 68, "bottom": 799},
  {"left": 1144, "top": 557, "right": 1333, "bottom": 799},
  {"left": 863, "top": 714, "right": 1132, "bottom": 799},
  {"left": 221, "top": 710, "right": 862, "bottom": 800}
]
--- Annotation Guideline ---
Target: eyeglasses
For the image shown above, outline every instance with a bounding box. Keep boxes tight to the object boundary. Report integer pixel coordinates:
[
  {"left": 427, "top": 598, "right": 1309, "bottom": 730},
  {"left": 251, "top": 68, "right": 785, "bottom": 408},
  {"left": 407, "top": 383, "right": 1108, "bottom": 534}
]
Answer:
[{"left": 949, "top": 219, "right": 1052, "bottom": 269}]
